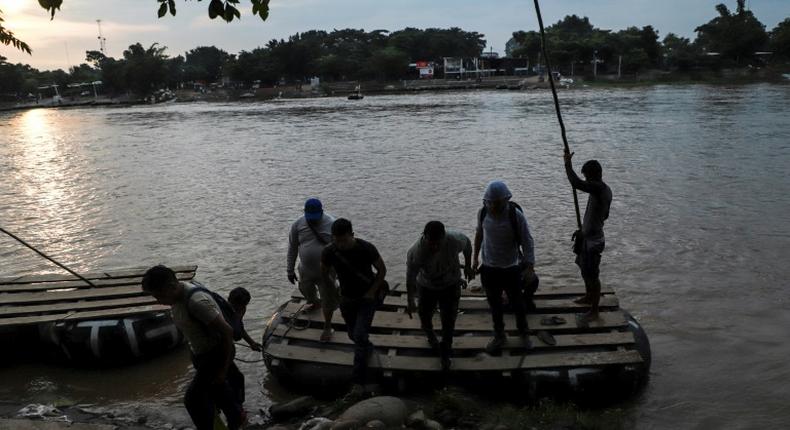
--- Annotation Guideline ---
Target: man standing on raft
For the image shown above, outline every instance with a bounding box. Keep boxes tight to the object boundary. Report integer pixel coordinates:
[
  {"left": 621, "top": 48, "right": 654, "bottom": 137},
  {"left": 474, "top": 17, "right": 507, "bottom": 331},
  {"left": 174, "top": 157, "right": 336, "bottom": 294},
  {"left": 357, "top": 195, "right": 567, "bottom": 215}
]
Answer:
[{"left": 564, "top": 152, "right": 612, "bottom": 323}]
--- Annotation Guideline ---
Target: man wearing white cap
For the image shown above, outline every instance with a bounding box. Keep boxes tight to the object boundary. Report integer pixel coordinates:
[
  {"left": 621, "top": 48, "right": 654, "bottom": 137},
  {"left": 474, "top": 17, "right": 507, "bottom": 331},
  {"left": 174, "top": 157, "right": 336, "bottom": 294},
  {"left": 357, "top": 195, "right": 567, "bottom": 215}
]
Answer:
[{"left": 287, "top": 198, "right": 337, "bottom": 341}]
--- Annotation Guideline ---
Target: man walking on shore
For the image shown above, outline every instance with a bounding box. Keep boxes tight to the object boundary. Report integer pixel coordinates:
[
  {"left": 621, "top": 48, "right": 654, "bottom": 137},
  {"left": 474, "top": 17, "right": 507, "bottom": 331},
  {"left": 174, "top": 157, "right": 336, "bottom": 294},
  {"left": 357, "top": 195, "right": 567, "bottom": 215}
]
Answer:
[
  {"left": 473, "top": 180, "right": 536, "bottom": 355},
  {"left": 321, "top": 218, "right": 387, "bottom": 397},
  {"left": 141, "top": 265, "right": 241, "bottom": 430},
  {"left": 564, "top": 152, "right": 612, "bottom": 323},
  {"left": 406, "top": 220, "right": 473, "bottom": 371},
  {"left": 287, "top": 198, "right": 337, "bottom": 341}
]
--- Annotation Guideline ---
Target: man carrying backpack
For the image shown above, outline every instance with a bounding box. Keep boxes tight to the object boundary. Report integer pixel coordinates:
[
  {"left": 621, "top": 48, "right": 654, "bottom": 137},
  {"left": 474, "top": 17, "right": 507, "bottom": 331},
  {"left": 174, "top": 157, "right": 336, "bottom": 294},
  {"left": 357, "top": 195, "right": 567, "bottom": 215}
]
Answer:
[
  {"left": 473, "top": 180, "right": 536, "bottom": 355},
  {"left": 141, "top": 265, "right": 242, "bottom": 430}
]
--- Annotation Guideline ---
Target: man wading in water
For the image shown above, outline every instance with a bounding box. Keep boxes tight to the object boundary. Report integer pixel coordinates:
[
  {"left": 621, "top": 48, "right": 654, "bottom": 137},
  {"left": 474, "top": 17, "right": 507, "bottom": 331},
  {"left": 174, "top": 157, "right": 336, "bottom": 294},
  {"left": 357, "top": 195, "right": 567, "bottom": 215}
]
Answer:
[
  {"left": 141, "top": 265, "right": 242, "bottom": 430},
  {"left": 406, "top": 220, "right": 473, "bottom": 371},
  {"left": 564, "top": 152, "right": 612, "bottom": 323},
  {"left": 321, "top": 218, "right": 387, "bottom": 398}
]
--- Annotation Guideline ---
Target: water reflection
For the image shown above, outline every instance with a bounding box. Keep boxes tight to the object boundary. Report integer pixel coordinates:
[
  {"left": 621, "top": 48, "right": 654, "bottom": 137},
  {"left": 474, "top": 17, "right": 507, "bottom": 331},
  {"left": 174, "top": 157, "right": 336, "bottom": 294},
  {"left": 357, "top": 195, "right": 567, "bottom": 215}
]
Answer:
[{"left": 0, "top": 86, "right": 789, "bottom": 428}]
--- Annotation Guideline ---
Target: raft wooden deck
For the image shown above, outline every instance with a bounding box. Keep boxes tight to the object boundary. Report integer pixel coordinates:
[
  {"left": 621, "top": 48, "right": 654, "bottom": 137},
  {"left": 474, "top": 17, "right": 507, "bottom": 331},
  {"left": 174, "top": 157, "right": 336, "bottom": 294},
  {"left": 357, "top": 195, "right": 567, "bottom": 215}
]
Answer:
[
  {"left": 266, "top": 284, "right": 644, "bottom": 375},
  {"left": 0, "top": 265, "right": 196, "bottom": 329}
]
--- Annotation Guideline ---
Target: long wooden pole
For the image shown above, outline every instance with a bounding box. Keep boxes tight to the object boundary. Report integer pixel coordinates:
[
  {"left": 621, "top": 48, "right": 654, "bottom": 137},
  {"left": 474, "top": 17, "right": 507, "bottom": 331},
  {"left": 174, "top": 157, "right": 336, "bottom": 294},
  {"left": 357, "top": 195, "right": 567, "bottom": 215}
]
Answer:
[
  {"left": 0, "top": 226, "right": 97, "bottom": 287},
  {"left": 532, "top": 0, "right": 582, "bottom": 230}
]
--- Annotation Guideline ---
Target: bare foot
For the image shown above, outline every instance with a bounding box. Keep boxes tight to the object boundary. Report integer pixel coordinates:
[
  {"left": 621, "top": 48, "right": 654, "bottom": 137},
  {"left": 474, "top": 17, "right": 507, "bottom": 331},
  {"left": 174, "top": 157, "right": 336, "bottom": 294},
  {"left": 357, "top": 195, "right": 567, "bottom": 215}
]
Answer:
[
  {"left": 320, "top": 327, "right": 333, "bottom": 342},
  {"left": 573, "top": 295, "right": 592, "bottom": 305},
  {"left": 304, "top": 302, "right": 320, "bottom": 313},
  {"left": 578, "top": 310, "right": 600, "bottom": 326}
]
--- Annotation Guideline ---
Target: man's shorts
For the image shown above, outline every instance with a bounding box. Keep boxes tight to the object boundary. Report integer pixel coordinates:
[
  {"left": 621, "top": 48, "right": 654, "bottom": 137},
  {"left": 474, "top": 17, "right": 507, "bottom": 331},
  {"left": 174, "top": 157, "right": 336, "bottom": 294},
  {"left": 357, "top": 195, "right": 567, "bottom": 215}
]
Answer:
[
  {"left": 575, "top": 241, "right": 604, "bottom": 280},
  {"left": 298, "top": 273, "right": 339, "bottom": 311}
]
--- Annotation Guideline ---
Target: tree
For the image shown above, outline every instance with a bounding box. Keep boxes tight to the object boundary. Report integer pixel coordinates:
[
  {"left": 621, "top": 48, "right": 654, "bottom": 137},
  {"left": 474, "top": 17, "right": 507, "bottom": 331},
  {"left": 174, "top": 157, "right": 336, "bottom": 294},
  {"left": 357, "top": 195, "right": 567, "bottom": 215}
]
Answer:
[
  {"left": 508, "top": 31, "right": 542, "bottom": 64},
  {"left": 770, "top": 18, "right": 790, "bottom": 60},
  {"left": 122, "top": 43, "right": 170, "bottom": 94},
  {"left": 38, "top": 0, "right": 270, "bottom": 23},
  {"left": 2, "top": 0, "right": 271, "bottom": 53},
  {"left": 694, "top": 0, "right": 769, "bottom": 64},
  {"left": 611, "top": 26, "right": 661, "bottom": 72},
  {"left": 663, "top": 33, "right": 699, "bottom": 71},
  {"left": 369, "top": 47, "right": 409, "bottom": 80},
  {"left": 69, "top": 63, "right": 100, "bottom": 83},
  {"left": 184, "top": 46, "right": 231, "bottom": 82},
  {"left": 0, "top": 9, "right": 30, "bottom": 54},
  {"left": 227, "top": 48, "right": 282, "bottom": 85}
]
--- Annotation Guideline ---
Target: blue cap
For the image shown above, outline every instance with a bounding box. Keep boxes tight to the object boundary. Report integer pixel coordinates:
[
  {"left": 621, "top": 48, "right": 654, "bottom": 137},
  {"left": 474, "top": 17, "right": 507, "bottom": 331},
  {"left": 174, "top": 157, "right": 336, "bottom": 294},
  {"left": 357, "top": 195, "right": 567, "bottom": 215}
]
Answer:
[
  {"left": 484, "top": 180, "right": 512, "bottom": 201},
  {"left": 304, "top": 198, "right": 323, "bottom": 221}
]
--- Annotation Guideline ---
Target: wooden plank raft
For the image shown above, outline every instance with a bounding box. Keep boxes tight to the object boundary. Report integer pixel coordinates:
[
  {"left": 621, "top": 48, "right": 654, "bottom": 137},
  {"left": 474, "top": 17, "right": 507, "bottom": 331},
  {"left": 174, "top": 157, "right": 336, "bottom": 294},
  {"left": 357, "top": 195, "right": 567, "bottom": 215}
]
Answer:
[
  {"left": 266, "top": 285, "right": 642, "bottom": 375},
  {"left": 0, "top": 265, "right": 197, "bottom": 328}
]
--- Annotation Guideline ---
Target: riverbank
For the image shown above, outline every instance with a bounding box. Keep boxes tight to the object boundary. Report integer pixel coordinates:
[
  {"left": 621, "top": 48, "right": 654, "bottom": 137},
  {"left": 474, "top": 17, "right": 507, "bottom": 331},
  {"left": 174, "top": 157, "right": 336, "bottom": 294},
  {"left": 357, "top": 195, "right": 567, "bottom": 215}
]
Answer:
[
  {"left": 0, "top": 386, "right": 637, "bottom": 430},
  {"left": 1, "top": 68, "right": 787, "bottom": 113}
]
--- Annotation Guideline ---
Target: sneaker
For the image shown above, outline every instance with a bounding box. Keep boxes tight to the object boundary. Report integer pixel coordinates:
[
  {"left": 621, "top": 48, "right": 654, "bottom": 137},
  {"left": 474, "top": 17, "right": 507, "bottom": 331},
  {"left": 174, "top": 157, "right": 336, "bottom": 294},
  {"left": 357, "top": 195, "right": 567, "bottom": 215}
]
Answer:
[
  {"left": 343, "top": 384, "right": 366, "bottom": 402},
  {"left": 485, "top": 335, "right": 507, "bottom": 355},
  {"left": 320, "top": 327, "right": 334, "bottom": 343},
  {"left": 519, "top": 331, "right": 533, "bottom": 351},
  {"left": 425, "top": 332, "right": 440, "bottom": 352},
  {"left": 440, "top": 354, "right": 452, "bottom": 372}
]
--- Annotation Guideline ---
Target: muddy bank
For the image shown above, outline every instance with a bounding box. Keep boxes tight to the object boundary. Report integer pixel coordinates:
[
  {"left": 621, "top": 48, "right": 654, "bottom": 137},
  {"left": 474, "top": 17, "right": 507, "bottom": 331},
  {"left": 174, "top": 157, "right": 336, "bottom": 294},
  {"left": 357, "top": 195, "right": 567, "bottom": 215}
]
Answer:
[{"left": 0, "top": 383, "right": 639, "bottom": 430}]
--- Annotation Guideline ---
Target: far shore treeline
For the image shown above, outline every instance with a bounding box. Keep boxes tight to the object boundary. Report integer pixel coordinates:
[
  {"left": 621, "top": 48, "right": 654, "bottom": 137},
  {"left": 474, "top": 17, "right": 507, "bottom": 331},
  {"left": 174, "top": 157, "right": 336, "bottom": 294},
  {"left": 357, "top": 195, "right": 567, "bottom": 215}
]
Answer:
[{"left": 1, "top": 1, "right": 789, "bottom": 98}]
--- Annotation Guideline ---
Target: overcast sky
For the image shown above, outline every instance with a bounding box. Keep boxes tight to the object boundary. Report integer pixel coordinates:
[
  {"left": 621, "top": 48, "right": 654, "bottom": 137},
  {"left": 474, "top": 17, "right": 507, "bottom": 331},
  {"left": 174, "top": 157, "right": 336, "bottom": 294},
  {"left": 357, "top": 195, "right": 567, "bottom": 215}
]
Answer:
[{"left": 1, "top": 0, "right": 788, "bottom": 70}]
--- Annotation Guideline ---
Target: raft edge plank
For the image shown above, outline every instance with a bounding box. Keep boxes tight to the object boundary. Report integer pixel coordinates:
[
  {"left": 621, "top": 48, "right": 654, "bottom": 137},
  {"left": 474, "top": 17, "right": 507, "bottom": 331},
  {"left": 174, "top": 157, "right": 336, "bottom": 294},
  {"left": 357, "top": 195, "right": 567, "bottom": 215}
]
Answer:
[
  {"left": 272, "top": 325, "right": 636, "bottom": 350},
  {"left": 0, "top": 304, "right": 171, "bottom": 328},
  {"left": 265, "top": 343, "right": 643, "bottom": 371},
  {"left": 0, "top": 265, "right": 198, "bottom": 286},
  {"left": 0, "top": 295, "right": 159, "bottom": 318},
  {"left": 291, "top": 294, "right": 619, "bottom": 311},
  {"left": 459, "top": 284, "right": 615, "bottom": 297},
  {"left": 280, "top": 302, "right": 627, "bottom": 332},
  {"left": 0, "top": 286, "right": 150, "bottom": 306},
  {"left": 0, "top": 271, "right": 196, "bottom": 293}
]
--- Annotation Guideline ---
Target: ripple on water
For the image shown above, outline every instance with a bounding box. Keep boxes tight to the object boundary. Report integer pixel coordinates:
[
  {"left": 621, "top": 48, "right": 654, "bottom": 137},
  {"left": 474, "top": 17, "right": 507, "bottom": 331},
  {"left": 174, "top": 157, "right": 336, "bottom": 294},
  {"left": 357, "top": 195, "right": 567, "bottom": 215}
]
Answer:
[{"left": 0, "top": 85, "right": 789, "bottom": 427}]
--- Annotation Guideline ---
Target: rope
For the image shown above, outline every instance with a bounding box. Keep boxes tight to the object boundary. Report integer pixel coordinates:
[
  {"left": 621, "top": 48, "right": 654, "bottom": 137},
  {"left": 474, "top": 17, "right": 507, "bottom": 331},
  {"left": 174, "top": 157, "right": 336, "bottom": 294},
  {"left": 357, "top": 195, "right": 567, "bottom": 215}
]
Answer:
[
  {"left": 0, "top": 226, "right": 97, "bottom": 288},
  {"left": 234, "top": 356, "right": 265, "bottom": 363},
  {"left": 531, "top": 0, "right": 583, "bottom": 230},
  {"left": 283, "top": 302, "right": 309, "bottom": 335}
]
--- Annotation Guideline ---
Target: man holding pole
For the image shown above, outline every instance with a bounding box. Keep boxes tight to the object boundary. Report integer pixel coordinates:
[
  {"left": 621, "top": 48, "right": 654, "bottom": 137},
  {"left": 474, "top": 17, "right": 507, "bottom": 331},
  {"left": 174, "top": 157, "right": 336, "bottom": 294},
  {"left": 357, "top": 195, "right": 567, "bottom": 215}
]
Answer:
[{"left": 564, "top": 153, "right": 612, "bottom": 323}]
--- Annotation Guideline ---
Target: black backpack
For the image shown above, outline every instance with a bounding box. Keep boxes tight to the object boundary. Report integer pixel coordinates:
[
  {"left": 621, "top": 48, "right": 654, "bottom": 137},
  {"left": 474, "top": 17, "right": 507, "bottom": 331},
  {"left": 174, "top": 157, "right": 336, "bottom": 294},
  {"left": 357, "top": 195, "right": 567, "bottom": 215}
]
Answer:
[
  {"left": 185, "top": 282, "right": 243, "bottom": 341},
  {"left": 479, "top": 201, "right": 525, "bottom": 247}
]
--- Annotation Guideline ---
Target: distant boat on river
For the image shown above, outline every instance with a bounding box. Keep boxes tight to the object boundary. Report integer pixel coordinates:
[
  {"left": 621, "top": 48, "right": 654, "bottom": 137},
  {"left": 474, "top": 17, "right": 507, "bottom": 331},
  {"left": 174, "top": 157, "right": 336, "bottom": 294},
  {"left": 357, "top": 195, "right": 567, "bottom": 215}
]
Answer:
[{"left": 348, "top": 85, "right": 364, "bottom": 100}]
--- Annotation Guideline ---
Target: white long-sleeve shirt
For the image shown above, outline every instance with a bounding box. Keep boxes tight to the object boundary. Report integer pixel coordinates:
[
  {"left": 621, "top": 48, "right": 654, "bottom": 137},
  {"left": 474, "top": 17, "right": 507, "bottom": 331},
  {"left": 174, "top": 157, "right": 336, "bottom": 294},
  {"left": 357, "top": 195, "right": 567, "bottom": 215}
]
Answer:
[
  {"left": 476, "top": 206, "right": 535, "bottom": 268},
  {"left": 407, "top": 230, "right": 472, "bottom": 291},
  {"left": 287, "top": 213, "right": 335, "bottom": 279}
]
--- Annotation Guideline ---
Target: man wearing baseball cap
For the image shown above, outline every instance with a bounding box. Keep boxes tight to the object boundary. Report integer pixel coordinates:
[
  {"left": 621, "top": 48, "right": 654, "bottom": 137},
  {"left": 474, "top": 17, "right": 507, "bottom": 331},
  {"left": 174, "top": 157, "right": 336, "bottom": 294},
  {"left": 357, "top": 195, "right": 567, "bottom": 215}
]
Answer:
[{"left": 287, "top": 198, "right": 337, "bottom": 341}]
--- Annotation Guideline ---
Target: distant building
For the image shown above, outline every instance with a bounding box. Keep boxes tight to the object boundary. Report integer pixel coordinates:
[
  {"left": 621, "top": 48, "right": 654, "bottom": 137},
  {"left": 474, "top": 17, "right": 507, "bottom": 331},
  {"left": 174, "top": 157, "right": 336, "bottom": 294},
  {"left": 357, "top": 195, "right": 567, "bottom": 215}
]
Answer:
[{"left": 414, "top": 61, "right": 435, "bottom": 79}]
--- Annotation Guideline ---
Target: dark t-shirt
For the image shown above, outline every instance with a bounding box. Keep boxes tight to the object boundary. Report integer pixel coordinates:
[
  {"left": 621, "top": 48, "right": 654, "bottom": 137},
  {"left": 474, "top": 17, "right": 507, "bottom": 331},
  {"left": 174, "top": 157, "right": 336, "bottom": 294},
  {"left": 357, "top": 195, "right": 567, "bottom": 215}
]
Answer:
[{"left": 321, "top": 239, "right": 381, "bottom": 298}]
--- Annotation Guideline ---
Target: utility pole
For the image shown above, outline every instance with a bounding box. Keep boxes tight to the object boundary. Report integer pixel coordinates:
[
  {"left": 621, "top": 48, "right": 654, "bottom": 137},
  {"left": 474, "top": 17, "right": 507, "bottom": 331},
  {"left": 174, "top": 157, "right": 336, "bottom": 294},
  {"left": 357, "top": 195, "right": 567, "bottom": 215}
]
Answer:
[
  {"left": 96, "top": 20, "right": 107, "bottom": 54},
  {"left": 593, "top": 50, "right": 598, "bottom": 78},
  {"left": 64, "top": 42, "right": 72, "bottom": 71},
  {"left": 618, "top": 55, "right": 622, "bottom": 79}
]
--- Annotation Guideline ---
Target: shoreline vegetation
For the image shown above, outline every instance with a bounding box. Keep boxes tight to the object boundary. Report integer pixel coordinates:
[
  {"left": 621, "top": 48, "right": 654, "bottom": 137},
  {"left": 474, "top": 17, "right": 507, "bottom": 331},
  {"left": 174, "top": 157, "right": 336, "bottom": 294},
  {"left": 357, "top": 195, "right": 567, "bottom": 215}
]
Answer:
[
  {"left": 2, "top": 1, "right": 789, "bottom": 112},
  {"left": 1, "top": 68, "right": 787, "bottom": 112}
]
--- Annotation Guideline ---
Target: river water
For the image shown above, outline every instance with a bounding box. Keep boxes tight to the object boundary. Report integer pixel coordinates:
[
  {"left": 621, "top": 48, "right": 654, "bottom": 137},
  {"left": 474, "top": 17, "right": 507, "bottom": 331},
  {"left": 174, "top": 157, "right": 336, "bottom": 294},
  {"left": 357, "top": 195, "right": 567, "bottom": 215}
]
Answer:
[{"left": 1, "top": 85, "right": 789, "bottom": 428}]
